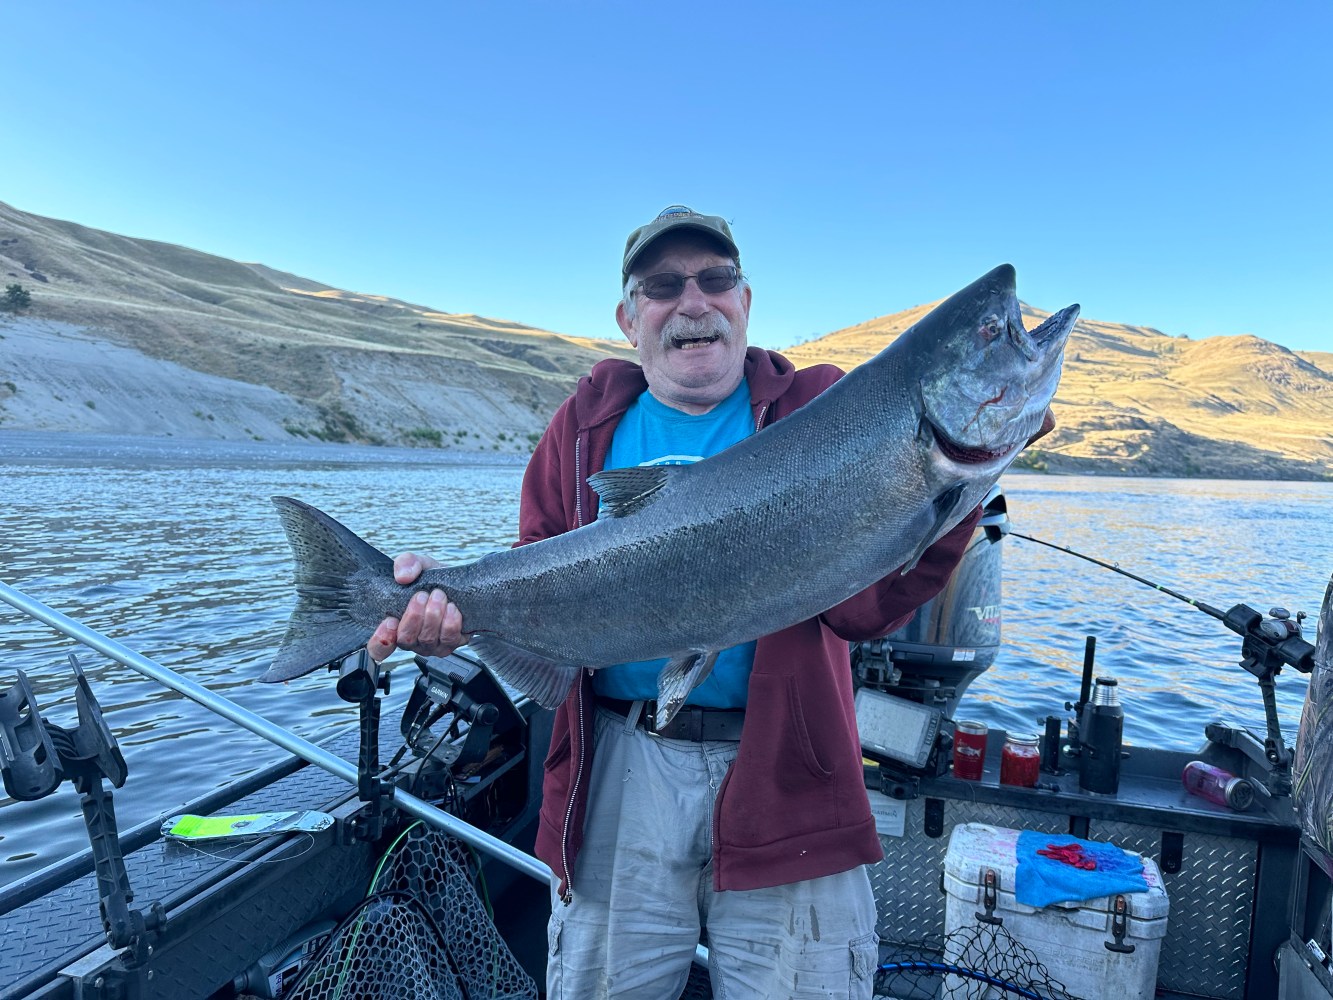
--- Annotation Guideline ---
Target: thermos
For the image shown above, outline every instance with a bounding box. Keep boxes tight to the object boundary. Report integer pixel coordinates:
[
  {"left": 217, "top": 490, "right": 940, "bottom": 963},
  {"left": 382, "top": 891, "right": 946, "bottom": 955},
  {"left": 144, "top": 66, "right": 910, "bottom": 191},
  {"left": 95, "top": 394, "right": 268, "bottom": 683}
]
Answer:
[{"left": 1079, "top": 676, "right": 1124, "bottom": 795}]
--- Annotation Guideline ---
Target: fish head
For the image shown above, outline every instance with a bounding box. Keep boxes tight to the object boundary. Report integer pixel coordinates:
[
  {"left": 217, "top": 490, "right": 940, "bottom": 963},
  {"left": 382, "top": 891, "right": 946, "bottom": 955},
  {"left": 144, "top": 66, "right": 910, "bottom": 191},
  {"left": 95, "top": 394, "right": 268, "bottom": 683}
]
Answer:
[{"left": 909, "top": 263, "right": 1077, "bottom": 476}]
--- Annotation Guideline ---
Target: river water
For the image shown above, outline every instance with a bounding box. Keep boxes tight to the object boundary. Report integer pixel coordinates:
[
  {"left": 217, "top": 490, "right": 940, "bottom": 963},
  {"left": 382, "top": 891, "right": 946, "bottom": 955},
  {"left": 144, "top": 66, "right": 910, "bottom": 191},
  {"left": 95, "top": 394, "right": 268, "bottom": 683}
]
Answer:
[{"left": 1, "top": 431, "right": 1330, "bottom": 890}]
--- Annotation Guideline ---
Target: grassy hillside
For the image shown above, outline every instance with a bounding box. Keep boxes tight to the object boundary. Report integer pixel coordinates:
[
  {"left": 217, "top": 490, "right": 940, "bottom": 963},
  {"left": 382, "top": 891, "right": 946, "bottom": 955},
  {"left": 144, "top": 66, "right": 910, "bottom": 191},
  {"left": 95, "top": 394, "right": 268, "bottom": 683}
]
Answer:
[
  {"left": 4, "top": 200, "right": 1327, "bottom": 478},
  {"left": 0, "top": 201, "right": 634, "bottom": 450},
  {"left": 784, "top": 303, "right": 1332, "bottom": 480}
]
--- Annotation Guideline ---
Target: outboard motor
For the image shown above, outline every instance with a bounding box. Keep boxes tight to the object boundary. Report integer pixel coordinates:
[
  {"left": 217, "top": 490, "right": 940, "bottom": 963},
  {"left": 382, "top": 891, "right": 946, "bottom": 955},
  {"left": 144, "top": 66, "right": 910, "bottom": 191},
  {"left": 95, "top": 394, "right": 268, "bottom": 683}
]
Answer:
[{"left": 852, "top": 484, "right": 1007, "bottom": 719}]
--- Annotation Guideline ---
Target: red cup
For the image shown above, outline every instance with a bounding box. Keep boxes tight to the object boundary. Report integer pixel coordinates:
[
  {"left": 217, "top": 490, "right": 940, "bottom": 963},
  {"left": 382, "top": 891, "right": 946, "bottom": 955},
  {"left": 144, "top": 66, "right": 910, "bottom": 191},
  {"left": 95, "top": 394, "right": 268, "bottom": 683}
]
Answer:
[{"left": 953, "top": 721, "right": 988, "bottom": 781}]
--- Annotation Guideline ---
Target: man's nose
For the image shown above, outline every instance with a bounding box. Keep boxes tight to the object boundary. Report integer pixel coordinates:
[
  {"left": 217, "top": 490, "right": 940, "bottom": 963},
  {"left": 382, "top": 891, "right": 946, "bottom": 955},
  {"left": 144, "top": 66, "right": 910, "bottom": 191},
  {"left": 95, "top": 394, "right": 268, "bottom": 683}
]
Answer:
[{"left": 675, "top": 276, "right": 711, "bottom": 315}]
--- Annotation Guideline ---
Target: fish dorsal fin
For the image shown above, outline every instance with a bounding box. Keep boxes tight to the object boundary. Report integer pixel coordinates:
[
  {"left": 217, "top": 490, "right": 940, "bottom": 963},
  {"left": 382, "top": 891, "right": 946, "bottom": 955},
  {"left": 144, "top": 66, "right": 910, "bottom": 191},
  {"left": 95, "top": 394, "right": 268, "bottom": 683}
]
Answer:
[{"left": 587, "top": 466, "right": 677, "bottom": 517}]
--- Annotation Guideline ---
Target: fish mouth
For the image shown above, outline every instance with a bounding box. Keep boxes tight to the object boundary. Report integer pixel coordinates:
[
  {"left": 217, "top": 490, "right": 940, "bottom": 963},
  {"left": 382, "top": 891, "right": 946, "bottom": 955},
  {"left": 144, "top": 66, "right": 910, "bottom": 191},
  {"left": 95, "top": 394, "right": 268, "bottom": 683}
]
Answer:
[{"left": 927, "top": 419, "right": 1019, "bottom": 466}]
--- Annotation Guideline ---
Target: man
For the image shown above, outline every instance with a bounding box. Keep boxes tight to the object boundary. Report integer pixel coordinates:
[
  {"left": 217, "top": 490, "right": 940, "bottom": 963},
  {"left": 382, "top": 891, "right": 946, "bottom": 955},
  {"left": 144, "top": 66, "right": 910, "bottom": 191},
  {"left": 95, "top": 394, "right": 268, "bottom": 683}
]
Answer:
[{"left": 369, "top": 206, "right": 983, "bottom": 999}]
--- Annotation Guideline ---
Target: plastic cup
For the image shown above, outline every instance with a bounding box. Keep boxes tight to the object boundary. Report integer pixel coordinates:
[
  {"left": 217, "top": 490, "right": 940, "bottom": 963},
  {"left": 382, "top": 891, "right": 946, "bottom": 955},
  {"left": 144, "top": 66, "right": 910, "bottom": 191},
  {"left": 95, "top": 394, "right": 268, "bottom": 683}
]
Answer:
[{"left": 953, "top": 721, "right": 988, "bottom": 781}]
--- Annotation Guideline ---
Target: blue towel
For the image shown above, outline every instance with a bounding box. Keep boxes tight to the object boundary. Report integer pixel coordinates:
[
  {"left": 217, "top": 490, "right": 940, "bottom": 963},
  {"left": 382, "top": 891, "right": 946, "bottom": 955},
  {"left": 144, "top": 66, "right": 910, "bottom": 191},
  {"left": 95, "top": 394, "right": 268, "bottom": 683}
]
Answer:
[{"left": 1015, "top": 830, "right": 1149, "bottom": 907}]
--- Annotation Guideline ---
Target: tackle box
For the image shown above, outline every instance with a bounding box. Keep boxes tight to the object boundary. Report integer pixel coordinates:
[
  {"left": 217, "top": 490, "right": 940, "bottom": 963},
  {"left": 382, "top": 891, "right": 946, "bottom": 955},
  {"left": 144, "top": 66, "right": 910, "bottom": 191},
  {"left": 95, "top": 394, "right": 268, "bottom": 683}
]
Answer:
[{"left": 942, "top": 822, "right": 1169, "bottom": 1000}]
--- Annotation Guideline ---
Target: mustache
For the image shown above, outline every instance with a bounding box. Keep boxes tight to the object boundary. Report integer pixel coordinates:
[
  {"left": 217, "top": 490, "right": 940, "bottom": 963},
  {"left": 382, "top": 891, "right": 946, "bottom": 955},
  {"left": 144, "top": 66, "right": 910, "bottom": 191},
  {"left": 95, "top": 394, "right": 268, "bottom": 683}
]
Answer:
[{"left": 660, "top": 313, "right": 731, "bottom": 349}]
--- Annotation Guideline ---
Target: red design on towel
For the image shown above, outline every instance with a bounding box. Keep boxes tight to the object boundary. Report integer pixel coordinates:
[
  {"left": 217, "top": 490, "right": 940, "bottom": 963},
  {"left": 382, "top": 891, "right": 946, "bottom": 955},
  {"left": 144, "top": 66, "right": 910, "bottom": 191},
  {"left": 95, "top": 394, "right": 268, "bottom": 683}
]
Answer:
[{"left": 1036, "top": 843, "right": 1098, "bottom": 871}]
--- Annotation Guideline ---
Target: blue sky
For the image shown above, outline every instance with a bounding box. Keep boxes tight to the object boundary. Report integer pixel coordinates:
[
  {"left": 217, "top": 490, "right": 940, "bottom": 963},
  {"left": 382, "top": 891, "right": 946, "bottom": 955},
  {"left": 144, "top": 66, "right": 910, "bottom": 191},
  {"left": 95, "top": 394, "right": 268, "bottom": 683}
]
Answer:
[{"left": 4, "top": 2, "right": 1329, "bottom": 353}]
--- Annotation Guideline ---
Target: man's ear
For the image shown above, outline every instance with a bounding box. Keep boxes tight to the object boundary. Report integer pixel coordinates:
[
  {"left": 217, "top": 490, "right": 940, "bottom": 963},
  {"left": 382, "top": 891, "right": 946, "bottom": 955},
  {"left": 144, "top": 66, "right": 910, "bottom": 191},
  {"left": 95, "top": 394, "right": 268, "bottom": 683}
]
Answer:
[{"left": 616, "top": 299, "right": 639, "bottom": 346}]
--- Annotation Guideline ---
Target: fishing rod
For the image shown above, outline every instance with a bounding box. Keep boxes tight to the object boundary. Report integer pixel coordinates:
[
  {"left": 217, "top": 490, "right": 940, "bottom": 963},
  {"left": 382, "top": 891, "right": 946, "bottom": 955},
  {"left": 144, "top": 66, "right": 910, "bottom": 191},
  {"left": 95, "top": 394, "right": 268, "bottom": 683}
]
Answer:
[
  {"left": 0, "top": 578, "right": 552, "bottom": 886},
  {"left": 1009, "top": 531, "right": 1229, "bottom": 620},
  {"left": 1008, "top": 531, "right": 1317, "bottom": 781},
  {"left": 1009, "top": 531, "right": 1315, "bottom": 674}
]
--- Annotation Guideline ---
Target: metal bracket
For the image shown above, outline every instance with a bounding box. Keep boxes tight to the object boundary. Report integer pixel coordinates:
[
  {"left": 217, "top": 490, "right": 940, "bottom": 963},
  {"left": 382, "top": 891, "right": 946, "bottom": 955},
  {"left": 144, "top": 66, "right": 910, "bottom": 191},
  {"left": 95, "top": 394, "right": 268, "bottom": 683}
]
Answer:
[
  {"left": 924, "top": 797, "right": 945, "bottom": 839},
  {"left": 1160, "top": 831, "right": 1185, "bottom": 874},
  {"left": 976, "top": 867, "right": 1003, "bottom": 925},
  {"left": 1105, "top": 893, "right": 1136, "bottom": 953}
]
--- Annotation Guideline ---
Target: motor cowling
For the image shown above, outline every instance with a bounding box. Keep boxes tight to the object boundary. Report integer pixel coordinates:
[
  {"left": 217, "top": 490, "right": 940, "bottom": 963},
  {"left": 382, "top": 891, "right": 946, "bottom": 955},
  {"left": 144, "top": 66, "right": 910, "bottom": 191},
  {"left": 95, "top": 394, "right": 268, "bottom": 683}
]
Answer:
[{"left": 852, "top": 485, "right": 1007, "bottom": 720}]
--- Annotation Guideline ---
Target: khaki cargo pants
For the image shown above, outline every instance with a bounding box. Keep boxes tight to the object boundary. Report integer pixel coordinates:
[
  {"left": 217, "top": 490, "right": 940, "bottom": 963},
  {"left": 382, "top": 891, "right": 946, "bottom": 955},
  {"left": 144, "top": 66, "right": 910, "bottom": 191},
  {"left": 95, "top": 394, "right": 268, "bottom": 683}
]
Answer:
[{"left": 547, "top": 703, "right": 879, "bottom": 999}]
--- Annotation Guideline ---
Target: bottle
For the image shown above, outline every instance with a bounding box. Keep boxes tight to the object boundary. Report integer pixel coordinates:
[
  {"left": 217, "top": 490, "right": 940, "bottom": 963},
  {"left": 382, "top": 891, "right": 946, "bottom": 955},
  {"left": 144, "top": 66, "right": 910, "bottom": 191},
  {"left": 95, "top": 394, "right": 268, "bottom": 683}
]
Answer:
[
  {"left": 1000, "top": 733, "right": 1041, "bottom": 787},
  {"left": 1079, "top": 677, "right": 1124, "bottom": 795},
  {"left": 1182, "top": 760, "right": 1254, "bottom": 811}
]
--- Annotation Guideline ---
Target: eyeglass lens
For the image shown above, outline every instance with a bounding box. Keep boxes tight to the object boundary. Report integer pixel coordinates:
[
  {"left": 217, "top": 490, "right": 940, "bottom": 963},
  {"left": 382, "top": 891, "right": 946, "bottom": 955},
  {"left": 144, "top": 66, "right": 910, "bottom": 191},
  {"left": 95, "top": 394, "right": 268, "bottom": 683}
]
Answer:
[{"left": 639, "top": 265, "right": 739, "bottom": 300}]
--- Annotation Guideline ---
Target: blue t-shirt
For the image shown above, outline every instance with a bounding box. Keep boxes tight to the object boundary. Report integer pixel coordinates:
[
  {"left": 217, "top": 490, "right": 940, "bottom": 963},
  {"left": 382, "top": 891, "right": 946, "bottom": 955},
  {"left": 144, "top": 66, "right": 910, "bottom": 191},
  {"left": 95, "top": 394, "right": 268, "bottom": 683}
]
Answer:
[{"left": 592, "top": 379, "right": 757, "bottom": 707}]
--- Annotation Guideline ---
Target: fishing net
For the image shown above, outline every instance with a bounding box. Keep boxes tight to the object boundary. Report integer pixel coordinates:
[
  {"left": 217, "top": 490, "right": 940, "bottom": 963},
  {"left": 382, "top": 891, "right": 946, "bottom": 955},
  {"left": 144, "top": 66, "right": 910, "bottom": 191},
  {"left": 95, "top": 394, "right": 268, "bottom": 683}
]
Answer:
[
  {"left": 877, "top": 924, "right": 1084, "bottom": 999},
  {"left": 287, "top": 824, "right": 537, "bottom": 1000}
]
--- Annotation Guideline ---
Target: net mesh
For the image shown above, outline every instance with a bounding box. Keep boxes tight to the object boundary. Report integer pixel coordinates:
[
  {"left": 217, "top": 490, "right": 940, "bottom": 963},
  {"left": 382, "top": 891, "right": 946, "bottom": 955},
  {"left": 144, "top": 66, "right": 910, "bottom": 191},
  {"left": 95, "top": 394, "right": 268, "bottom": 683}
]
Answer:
[
  {"left": 288, "top": 825, "right": 538, "bottom": 1000},
  {"left": 877, "top": 923, "right": 1084, "bottom": 999}
]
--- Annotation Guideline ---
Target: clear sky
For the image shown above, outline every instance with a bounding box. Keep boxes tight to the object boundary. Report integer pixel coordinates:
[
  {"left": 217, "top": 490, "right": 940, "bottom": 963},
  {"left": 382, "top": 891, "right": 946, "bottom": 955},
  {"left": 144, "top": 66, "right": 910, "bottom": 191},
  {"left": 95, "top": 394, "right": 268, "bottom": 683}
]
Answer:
[{"left": 4, "top": 1, "right": 1329, "bottom": 353}]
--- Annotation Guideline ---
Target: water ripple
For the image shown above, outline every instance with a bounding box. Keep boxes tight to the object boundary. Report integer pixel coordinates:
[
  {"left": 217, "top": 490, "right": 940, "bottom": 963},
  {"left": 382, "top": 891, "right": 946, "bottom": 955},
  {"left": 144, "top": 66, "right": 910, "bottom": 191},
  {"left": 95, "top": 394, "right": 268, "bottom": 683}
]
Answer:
[{"left": 1, "top": 439, "right": 1330, "bottom": 889}]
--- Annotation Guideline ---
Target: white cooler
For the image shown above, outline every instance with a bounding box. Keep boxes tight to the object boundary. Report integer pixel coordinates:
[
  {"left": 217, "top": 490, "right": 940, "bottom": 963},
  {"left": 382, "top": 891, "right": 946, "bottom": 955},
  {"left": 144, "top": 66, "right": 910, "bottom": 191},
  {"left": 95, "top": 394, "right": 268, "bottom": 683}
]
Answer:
[{"left": 942, "top": 823, "right": 1169, "bottom": 1000}]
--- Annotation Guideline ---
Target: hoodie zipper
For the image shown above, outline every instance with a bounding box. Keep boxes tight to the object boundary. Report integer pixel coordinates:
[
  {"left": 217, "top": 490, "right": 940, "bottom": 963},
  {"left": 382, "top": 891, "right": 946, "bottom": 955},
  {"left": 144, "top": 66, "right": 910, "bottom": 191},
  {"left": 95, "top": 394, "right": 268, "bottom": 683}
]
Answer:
[
  {"left": 559, "top": 677, "right": 587, "bottom": 904},
  {"left": 561, "top": 431, "right": 589, "bottom": 902},
  {"left": 573, "top": 435, "right": 586, "bottom": 529}
]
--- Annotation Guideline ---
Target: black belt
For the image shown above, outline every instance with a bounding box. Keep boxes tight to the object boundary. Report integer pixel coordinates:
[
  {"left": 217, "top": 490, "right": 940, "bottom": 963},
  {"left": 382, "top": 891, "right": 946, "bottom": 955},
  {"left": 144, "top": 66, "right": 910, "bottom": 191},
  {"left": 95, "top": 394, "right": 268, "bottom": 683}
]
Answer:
[{"left": 597, "top": 697, "right": 745, "bottom": 742}]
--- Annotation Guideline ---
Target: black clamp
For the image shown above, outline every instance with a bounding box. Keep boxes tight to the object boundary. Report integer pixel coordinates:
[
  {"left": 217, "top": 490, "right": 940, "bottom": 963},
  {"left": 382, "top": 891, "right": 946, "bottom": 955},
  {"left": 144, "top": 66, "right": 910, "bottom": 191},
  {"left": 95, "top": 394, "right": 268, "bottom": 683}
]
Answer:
[
  {"left": 333, "top": 649, "right": 394, "bottom": 841},
  {"left": 397, "top": 652, "right": 523, "bottom": 801},
  {"left": 0, "top": 655, "right": 166, "bottom": 965}
]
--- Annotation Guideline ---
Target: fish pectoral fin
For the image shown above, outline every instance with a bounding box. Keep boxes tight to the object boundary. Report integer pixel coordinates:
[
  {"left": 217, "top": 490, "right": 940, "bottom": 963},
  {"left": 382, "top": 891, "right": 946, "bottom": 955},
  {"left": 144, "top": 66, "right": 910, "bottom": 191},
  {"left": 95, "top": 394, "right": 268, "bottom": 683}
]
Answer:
[
  {"left": 466, "top": 634, "right": 582, "bottom": 709},
  {"left": 654, "top": 651, "right": 719, "bottom": 729},
  {"left": 900, "top": 483, "right": 968, "bottom": 575},
  {"left": 586, "top": 466, "right": 678, "bottom": 517}
]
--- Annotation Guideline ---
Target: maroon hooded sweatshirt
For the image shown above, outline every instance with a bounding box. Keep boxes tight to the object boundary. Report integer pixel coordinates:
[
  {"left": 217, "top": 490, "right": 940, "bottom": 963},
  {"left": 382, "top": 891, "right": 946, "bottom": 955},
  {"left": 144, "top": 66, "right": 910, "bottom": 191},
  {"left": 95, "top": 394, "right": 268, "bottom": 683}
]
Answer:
[{"left": 520, "top": 347, "right": 980, "bottom": 898}]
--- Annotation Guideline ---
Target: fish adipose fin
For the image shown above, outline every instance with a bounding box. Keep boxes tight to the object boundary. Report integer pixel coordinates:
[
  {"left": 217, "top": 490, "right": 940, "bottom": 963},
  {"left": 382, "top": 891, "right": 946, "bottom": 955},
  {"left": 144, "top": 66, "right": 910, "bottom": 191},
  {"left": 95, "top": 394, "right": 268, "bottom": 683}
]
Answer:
[
  {"left": 466, "top": 634, "right": 584, "bottom": 710},
  {"left": 587, "top": 466, "right": 678, "bottom": 518},
  {"left": 900, "top": 483, "right": 967, "bottom": 575},
  {"left": 263, "top": 496, "right": 393, "bottom": 683},
  {"left": 654, "top": 651, "right": 719, "bottom": 729}
]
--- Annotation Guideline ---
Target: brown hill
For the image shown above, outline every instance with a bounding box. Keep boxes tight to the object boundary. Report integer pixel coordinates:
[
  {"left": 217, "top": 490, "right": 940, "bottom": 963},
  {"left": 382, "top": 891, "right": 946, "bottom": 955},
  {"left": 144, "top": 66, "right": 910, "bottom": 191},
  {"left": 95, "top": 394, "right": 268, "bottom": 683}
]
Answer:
[
  {"left": 0, "top": 201, "right": 634, "bottom": 451},
  {"left": 784, "top": 304, "right": 1332, "bottom": 480},
  {"left": 3, "top": 201, "right": 1327, "bottom": 478}
]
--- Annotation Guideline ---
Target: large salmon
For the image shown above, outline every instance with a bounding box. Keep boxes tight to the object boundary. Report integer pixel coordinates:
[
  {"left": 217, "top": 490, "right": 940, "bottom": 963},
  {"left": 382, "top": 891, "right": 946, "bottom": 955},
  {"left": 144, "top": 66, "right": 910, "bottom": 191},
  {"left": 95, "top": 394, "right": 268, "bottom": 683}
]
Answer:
[{"left": 263, "top": 264, "right": 1077, "bottom": 727}]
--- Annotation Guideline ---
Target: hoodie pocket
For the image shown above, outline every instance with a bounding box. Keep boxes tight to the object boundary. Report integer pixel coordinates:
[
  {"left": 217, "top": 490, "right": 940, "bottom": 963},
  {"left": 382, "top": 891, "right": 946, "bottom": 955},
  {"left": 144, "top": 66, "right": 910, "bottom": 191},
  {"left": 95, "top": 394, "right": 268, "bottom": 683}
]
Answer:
[
  {"left": 751, "top": 673, "right": 833, "bottom": 780},
  {"left": 723, "top": 673, "right": 837, "bottom": 846}
]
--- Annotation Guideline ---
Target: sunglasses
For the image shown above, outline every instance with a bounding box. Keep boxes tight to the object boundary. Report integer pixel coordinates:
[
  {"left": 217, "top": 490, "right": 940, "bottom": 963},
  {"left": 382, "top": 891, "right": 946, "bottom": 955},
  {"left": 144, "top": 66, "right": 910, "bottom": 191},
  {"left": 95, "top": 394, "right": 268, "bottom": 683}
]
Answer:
[{"left": 634, "top": 265, "right": 741, "bottom": 300}]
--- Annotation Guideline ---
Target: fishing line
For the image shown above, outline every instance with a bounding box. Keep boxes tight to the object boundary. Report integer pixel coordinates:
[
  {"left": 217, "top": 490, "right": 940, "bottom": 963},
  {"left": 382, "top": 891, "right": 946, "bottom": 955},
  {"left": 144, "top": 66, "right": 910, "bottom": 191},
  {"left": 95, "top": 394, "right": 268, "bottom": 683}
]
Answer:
[{"left": 1008, "top": 531, "right": 1227, "bottom": 620}]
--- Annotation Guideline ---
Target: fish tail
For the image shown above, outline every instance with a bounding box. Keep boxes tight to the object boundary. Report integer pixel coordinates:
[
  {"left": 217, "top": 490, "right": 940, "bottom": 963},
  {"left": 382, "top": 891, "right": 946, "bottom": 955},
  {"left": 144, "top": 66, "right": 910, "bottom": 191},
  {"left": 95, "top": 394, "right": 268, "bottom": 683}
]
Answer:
[{"left": 262, "top": 496, "right": 393, "bottom": 682}]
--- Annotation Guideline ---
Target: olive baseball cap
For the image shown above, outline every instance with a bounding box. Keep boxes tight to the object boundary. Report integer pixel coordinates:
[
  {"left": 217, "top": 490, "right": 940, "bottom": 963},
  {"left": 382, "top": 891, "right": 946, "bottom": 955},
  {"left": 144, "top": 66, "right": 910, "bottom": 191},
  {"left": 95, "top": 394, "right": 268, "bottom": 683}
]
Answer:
[{"left": 621, "top": 205, "right": 740, "bottom": 282}]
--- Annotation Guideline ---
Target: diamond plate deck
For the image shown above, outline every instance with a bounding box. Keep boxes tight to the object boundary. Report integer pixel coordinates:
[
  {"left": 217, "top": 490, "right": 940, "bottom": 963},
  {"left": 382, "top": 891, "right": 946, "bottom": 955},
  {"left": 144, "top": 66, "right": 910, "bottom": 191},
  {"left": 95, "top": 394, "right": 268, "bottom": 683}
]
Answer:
[
  {"left": 0, "top": 726, "right": 363, "bottom": 999},
  {"left": 1093, "top": 818, "right": 1255, "bottom": 1000},
  {"left": 869, "top": 797, "right": 1068, "bottom": 951}
]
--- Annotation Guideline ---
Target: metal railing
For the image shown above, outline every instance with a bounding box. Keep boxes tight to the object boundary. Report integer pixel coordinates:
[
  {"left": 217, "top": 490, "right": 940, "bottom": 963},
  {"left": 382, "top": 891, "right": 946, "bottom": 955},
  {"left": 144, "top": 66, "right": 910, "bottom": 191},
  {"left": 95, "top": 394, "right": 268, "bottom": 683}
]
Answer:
[{"left": 0, "top": 579, "right": 712, "bottom": 972}]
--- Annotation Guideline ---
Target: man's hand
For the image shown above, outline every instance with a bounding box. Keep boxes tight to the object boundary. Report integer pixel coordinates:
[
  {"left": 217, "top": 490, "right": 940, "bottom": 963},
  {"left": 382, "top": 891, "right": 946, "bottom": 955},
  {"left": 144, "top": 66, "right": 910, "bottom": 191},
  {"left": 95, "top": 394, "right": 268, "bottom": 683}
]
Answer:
[{"left": 366, "top": 552, "right": 467, "bottom": 661}]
